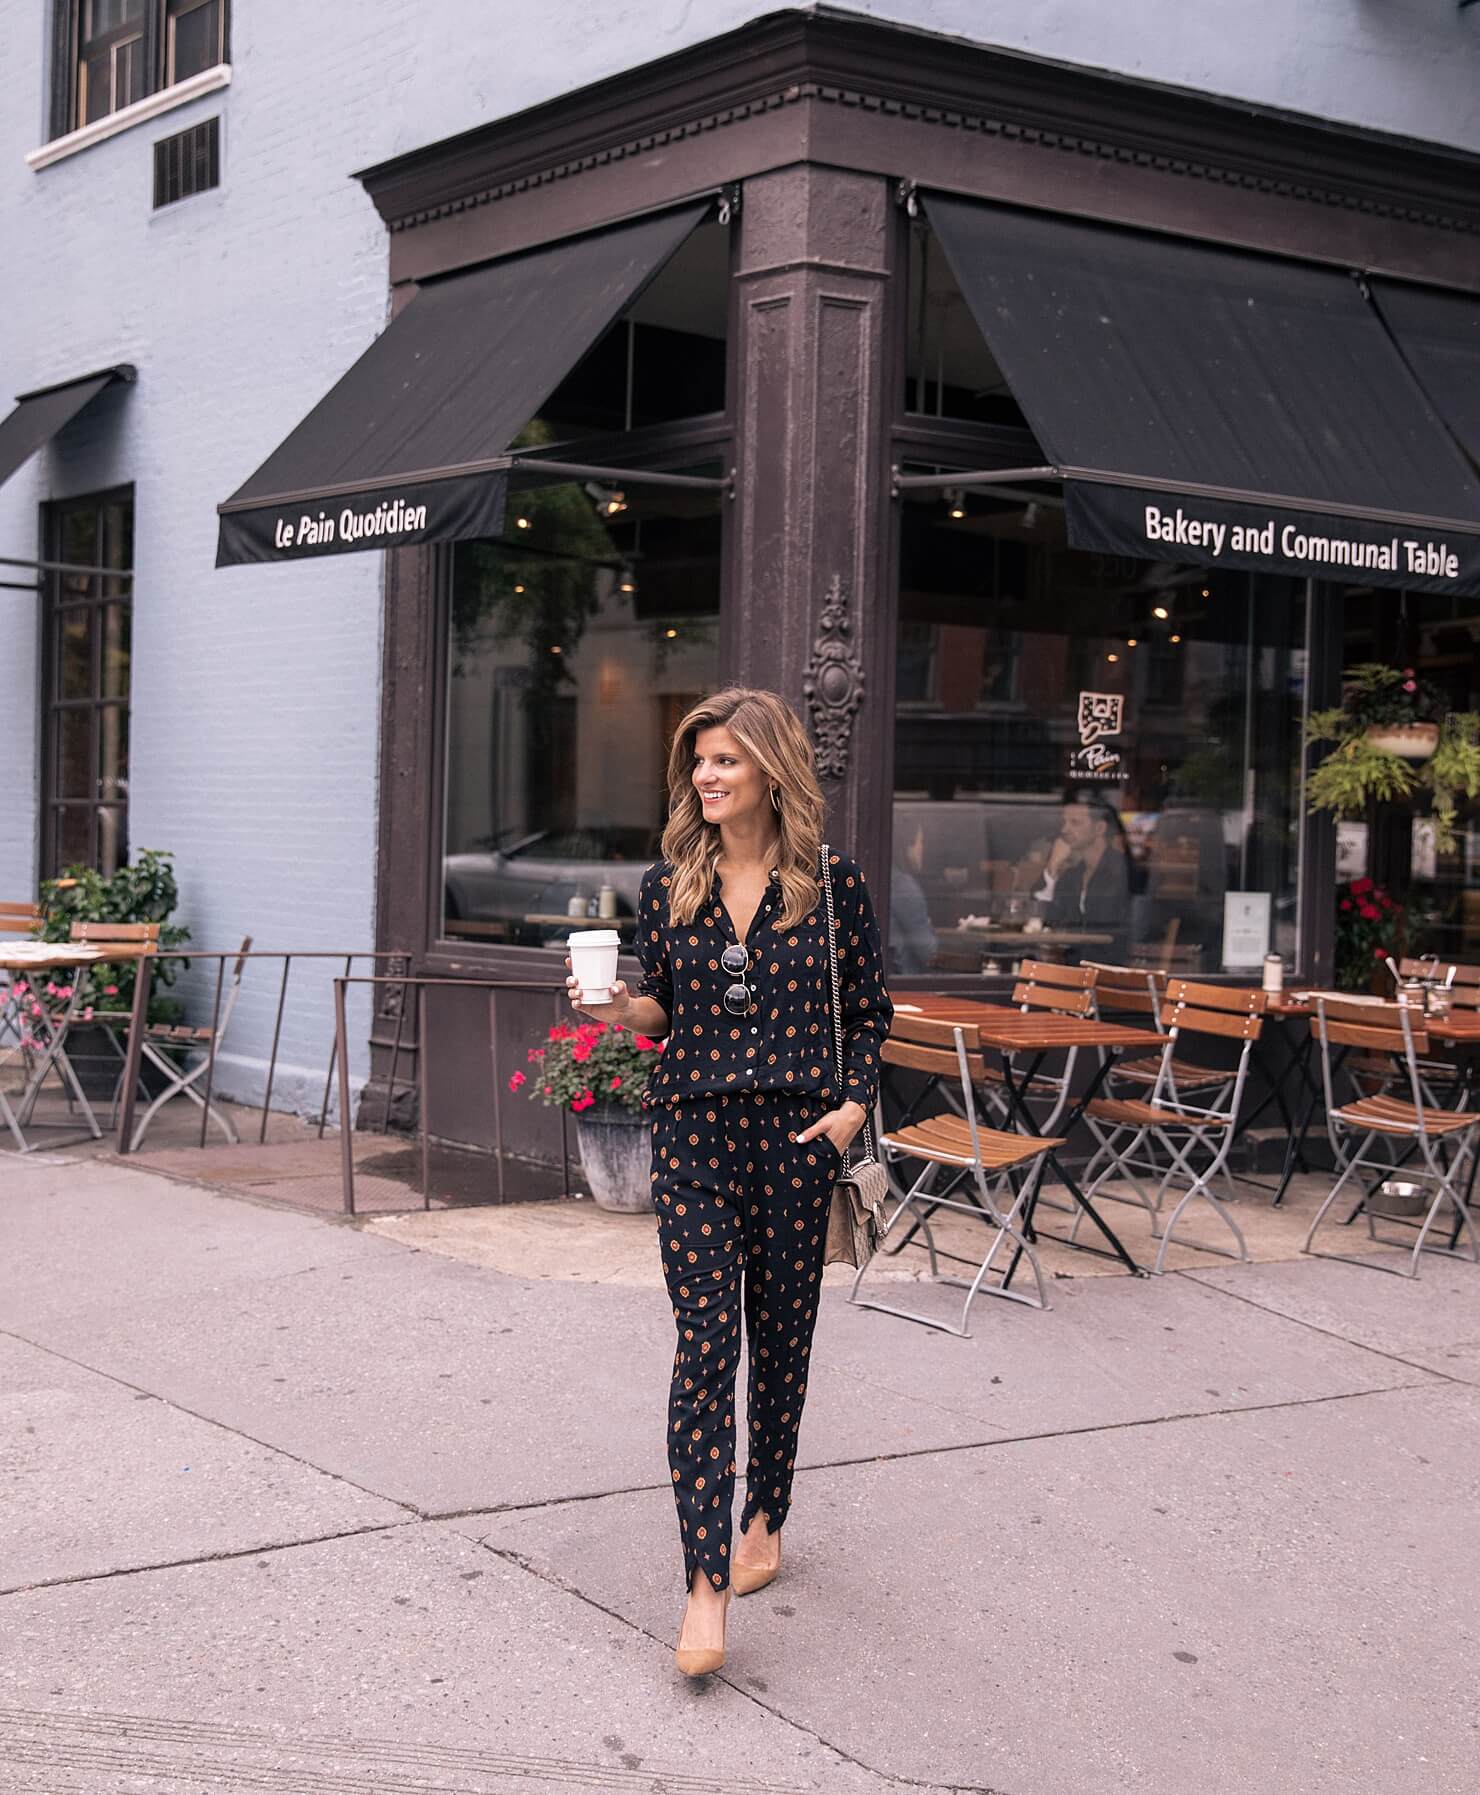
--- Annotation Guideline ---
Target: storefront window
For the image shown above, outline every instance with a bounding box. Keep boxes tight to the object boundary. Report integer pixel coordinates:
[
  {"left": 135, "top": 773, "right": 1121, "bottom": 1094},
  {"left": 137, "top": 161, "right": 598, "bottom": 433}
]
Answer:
[
  {"left": 903, "top": 221, "right": 1027, "bottom": 430},
  {"left": 526, "top": 220, "right": 728, "bottom": 440},
  {"left": 441, "top": 475, "right": 722, "bottom": 948},
  {"left": 1335, "top": 585, "right": 1480, "bottom": 961},
  {"left": 891, "top": 483, "right": 1308, "bottom": 977}
]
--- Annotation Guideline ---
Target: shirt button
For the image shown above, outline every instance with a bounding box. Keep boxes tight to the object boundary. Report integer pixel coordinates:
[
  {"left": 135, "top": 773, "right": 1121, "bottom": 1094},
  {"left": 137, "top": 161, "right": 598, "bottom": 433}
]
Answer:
[{"left": 750, "top": 1026, "right": 758, "bottom": 1034}]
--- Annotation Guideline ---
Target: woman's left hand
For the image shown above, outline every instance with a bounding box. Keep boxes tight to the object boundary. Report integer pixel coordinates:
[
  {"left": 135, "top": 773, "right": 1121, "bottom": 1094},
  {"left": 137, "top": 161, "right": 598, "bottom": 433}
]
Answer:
[{"left": 797, "top": 1099, "right": 868, "bottom": 1155}]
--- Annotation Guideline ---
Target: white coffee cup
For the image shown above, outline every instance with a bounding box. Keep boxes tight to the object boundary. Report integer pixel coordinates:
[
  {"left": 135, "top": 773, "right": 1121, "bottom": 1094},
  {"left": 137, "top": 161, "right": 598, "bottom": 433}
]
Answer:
[{"left": 568, "top": 928, "right": 621, "bottom": 1003}]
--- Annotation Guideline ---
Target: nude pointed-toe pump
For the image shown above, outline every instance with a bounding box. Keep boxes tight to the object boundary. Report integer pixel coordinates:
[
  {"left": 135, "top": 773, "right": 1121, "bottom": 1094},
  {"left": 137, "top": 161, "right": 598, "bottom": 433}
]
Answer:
[
  {"left": 731, "top": 1533, "right": 780, "bottom": 1597},
  {"left": 674, "top": 1585, "right": 732, "bottom": 1678}
]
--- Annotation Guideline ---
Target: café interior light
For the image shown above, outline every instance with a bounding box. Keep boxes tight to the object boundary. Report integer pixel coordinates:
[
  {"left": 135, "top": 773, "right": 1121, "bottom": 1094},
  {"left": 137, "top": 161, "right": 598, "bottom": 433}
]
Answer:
[
  {"left": 944, "top": 486, "right": 966, "bottom": 520},
  {"left": 1152, "top": 605, "right": 1169, "bottom": 620},
  {"left": 618, "top": 567, "right": 637, "bottom": 594},
  {"left": 1170, "top": 633, "right": 1182, "bottom": 643},
  {"left": 1107, "top": 652, "right": 1119, "bottom": 663},
  {"left": 515, "top": 515, "right": 531, "bottom": 530},
  {"left": 664, "top": 627, "right": 679, "bottom": 638}
]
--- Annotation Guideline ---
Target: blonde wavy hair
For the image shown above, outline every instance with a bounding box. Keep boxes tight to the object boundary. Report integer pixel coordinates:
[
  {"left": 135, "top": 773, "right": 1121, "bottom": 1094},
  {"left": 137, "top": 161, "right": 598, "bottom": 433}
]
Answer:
[{"left": 661, "top": 687, "right": 825, "bottom": 930}]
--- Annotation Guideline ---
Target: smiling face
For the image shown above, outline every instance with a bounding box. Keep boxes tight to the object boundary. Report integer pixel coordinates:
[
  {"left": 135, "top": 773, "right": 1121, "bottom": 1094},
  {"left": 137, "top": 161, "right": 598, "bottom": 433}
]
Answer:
[{"left": 692, "top": 724, "right": 768, "bottom": 826}]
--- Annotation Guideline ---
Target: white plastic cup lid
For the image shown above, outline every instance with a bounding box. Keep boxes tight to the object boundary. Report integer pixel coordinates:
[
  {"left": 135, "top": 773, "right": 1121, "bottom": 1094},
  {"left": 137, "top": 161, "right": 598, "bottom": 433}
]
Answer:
[{"left": 568, "top": 929, "right": 620, "bottom": 947}]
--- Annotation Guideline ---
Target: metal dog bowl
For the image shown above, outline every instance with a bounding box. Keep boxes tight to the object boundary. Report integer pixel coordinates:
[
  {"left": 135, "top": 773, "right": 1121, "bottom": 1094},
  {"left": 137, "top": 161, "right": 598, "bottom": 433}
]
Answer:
[{"left": 1372, "top": 1181, "right": 1429, "bottom": 1217}]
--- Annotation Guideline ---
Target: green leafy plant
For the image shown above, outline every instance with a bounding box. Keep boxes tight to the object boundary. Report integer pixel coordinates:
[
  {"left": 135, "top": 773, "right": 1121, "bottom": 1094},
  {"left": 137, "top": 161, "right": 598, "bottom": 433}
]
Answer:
[
  {"left": 1306, "top": 665, "right": 1480, "bottom": 853},
  {"left": 1334, "top": 876, "right": 1404, "bottom": 993},
  {"left": 36, "top": 848, "right": 191, "bottom": 1023},
  {"left": 512, "top": 1017, "right": 663, "bottom": 1116}
]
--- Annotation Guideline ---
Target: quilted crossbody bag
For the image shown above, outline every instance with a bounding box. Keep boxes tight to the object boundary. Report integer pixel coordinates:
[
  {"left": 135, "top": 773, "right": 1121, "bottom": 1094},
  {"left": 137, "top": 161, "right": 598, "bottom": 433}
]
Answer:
[{"left": 818, "top": 844, "right": 890, "bottom": 1269}]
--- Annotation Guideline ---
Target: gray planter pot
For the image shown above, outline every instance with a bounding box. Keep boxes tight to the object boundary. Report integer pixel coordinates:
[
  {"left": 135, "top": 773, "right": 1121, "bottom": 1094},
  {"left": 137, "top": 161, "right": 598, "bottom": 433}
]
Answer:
[{"left": 573, "top": 1104, "right": 654, "bottom": 1212}]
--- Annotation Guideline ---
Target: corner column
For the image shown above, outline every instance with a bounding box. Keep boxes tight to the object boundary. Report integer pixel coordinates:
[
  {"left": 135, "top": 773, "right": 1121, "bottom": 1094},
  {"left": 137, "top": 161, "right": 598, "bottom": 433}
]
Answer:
[{"left": 726, "top": 166, "right": 899, "bottom": 909}]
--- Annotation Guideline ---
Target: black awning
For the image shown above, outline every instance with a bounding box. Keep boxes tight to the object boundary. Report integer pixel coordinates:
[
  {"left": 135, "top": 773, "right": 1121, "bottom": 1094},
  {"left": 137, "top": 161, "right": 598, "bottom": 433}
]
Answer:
[
  {"left": 216, "top": 201, "right": 710, "bottom": 567},
  {"left": 0, "top": 366, "right": 135, "bottom": 491},
  {"left": 923, "top": 194, "right": 1480, "bottom": 595},
  {"left": 1371, "top": 279, "right": 1480, "bottom": 473}
]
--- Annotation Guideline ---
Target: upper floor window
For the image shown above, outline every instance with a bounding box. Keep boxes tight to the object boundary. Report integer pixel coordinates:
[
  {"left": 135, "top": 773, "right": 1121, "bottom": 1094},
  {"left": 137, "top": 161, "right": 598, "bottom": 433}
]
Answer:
[{"left": 53, "top": 0, "right": 228, "bottom": 135}]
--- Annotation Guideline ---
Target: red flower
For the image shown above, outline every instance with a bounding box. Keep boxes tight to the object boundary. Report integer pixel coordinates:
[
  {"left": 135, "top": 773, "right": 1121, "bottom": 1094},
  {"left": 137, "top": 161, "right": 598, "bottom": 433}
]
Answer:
[
  {"left": 1350, "top": 877, "right": 1373, "bottom": 896},
  {"left": 527, "top": 1047, "right": 544, "bottom": 1061},
  {"left": 1359, "top": 904, "right": 1379, "bottom": 922},
  {"left": 571, "top": 1089, "right": 596, "bottom": 1112},
  {"left": 571, "top": 1041, "right": 592, "bottom": 1063},
  {"left": 103, "top": 984, "right": 118, "bottom": 996},
  {"left": 1402, "top": 680, "right": 1417, "bottom": 694},
  {"left": 548, "top": 1023, "right": 573, "bottom": 1042},
  {"left": 633, "top": 1035, "right": 656, "bottom": 1051},
  {"left": 609, "top": 1075, "right": 622, "bottom": 1090},
  {"left": 1340, "top": 899, "right": 1353, "bottom": 912},
  {"left": 1374, "top": 946, "right": 1388, "bottom": 960},
  {"left": 507, "top": 1070, "right": 526, "bottom": 1092}
]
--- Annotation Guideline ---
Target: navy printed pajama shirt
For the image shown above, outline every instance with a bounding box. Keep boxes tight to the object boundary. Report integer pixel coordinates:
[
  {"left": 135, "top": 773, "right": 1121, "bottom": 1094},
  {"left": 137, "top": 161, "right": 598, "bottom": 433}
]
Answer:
[{"left": 634, "top": 851, "right": 892, "bottom": 1592}]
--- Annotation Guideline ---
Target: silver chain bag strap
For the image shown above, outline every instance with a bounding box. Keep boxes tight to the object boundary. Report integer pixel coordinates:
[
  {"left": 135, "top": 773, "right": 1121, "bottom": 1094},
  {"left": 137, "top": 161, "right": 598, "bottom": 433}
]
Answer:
[{"left": 819, "top": 844, "right": 890, "bottom": 1269}]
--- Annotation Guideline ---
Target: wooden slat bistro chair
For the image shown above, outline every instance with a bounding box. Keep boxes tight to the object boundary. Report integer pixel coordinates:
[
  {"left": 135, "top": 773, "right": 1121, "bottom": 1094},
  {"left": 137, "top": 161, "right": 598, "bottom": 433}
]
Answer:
[
  {"left": 851, "top": 1013, "right": 1062, "bottom": 1335},
  {"left": 92, "top": 935, "right": 252, "bottom": 1151},
  {"left": 0, "top": 901, "right": 42, "bottom": 936},
  {"left": 1080, "top": 961, "right": 1234, "bottom": 1211},
  {"left": 1080, "top": 980, "right": 1268, "bottom": 1274},
  {"left": 974, "top": 958, "right": 1098, "bottom": 1132},
  {"left": 0, "top": 903, "right": 44, "bottom": 1051},
  {"left": 1303, "top": 994, "right": 1480, "bottom": 1279}
]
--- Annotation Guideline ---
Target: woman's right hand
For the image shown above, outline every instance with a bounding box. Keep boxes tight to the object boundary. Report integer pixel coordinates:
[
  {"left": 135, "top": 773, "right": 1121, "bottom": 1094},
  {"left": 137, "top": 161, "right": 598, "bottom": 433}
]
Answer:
[{"left": 564, "top": 957, "right": 636, "bottom": 1026}]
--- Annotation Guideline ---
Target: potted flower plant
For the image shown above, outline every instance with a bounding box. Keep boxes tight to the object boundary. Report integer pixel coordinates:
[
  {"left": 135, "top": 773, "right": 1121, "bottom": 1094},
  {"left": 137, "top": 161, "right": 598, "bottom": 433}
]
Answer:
[
  {"left": 1306, "top": 664, "right": 1480, "bottom": 852},
  {"left": 1333, "top": 877, "right": 1404, "bottom": 993},
  {"left": 514, "top": 1018, "right": 664, "bottom": 1211}
]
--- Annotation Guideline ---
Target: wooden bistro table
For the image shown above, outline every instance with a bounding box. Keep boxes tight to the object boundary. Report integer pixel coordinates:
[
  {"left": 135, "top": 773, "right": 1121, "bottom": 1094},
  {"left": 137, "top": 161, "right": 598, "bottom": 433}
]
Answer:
[
  {"left": 0, "top": 940, "right": 154, "bottom": 1153},
  {"left": 900, "top": 995, "right": 1169, "bottom": 1276}
]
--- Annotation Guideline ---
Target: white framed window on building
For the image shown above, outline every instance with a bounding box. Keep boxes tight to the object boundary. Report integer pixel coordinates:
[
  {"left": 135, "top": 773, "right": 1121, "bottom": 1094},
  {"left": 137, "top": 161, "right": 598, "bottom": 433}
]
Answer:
[{"left": 50, "top": 0, "right": 228, "bottom": 135}]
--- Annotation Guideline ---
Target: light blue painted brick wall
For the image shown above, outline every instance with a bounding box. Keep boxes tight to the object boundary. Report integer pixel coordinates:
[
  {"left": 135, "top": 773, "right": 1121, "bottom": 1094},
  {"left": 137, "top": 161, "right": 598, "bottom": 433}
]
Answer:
[{"left": 2, "top": 0, "right": 1476, "bottom": 1111}]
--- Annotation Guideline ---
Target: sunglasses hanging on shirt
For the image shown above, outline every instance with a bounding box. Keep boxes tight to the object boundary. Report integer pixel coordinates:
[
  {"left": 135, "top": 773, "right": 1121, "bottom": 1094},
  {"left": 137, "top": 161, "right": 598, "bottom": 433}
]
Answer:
[{"left": 720, "top": 941, "right": 753, "bottom": 1016}]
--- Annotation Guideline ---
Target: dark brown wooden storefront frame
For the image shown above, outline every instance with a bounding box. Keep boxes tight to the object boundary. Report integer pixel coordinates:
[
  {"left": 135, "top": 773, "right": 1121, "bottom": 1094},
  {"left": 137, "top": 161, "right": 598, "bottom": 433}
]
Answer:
[{"left": 358, "top": 8, "right": 1480, "bottom": 1145}]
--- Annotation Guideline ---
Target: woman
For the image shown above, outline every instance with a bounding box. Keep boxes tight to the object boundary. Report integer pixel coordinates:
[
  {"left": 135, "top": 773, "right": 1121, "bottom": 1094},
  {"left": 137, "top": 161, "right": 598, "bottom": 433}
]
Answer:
[{"left": 566, "top": 687, "right": 892, "bottom": 1677}]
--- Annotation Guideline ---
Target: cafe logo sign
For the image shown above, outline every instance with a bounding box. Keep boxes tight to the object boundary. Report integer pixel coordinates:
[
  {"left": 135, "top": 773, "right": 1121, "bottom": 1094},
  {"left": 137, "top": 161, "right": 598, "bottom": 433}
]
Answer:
[{"left": 1070, "top": 690, "right": 1128, "bottom": 781}]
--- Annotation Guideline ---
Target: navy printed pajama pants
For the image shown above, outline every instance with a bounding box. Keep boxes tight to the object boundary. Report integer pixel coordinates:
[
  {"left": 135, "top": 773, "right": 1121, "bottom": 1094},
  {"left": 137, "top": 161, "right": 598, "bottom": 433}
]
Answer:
[{"left": 651, "top": 1091, "right": 838, "bottom": 1592}]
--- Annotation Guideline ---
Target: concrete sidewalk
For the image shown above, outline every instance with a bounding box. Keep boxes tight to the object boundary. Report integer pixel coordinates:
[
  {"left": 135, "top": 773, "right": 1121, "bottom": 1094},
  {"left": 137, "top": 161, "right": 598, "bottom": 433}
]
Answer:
[{"left": 1, "top": 1152, "right": 1476, "bottom": 1794}]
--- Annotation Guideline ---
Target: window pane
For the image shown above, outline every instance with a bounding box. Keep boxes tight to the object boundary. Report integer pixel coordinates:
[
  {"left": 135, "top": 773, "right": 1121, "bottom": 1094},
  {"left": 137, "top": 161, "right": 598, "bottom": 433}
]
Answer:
[
  {"left": 528, "top": 222, "right": 729, "bottom": 438},
  {"left": 1337, "top": 583, "right": 1480, "bottom": 964},
  {"left": 168, "top": 0, "right": 221, "bottom": 81},
  {"left": 87, "top": 0, "right": 146, "bottom": 33},
  {"left": 56, "top": 710, "right": 93, "bottom": 800},
  {"left": 903, "top": 225, "right": 1029, "bottom": 429},
  {"left": 891, "top": 485, "right": 1306, "bottom": 977},
  {"left": 58, "top": 608, "right": 93, "bottom": 699},
  {"left": 99, "top": 704, "right": 129, "bottom": 805},
  {"left": 58, "top": 507, "right": 98, "bottom": 585},
  {"left": 442, "top": 477, "right": 722, "bottom": 946},
  {"left": 97, "top": 807, "right": 127, "bottom": 879},
  {"left": 55, "top": 807, "right": 93, "bottom": 873},
  {"left": 102, "top": 605, "right": 131, "bottom": 699}
]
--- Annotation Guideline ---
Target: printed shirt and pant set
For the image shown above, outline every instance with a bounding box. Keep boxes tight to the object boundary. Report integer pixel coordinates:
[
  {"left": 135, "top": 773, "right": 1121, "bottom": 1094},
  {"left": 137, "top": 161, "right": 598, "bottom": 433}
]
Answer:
[{"left": 635, "top": 853, "right": 893, "bottom": 1592}]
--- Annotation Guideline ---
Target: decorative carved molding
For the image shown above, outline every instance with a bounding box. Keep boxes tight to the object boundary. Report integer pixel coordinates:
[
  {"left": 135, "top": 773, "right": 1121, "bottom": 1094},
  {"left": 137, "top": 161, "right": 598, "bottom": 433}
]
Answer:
[
  {"left": 359, "top": 15, "right": 1480, "bottom": 250},
  {"left": 378, "top": 953, "right": 412, "bottom": 1019},
  {"left": 803, "top": 575, "right": 865, "bottom": 782}
]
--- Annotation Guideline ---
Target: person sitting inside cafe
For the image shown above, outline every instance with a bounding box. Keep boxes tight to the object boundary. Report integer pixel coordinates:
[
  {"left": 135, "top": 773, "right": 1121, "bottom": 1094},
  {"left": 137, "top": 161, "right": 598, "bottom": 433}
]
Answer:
[{"left": 1031, "top": 789, "right": 1131, "bottom": 958}]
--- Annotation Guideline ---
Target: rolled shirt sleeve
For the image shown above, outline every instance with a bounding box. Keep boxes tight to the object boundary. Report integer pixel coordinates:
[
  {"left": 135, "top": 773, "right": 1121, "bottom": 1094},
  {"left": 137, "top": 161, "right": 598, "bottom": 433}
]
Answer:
[
  {"left": 831, "top": 855, "right": 893, "bottom": 1109},
  {"left": 634, "top": 862, "right": 673, "bottom": 1030}
]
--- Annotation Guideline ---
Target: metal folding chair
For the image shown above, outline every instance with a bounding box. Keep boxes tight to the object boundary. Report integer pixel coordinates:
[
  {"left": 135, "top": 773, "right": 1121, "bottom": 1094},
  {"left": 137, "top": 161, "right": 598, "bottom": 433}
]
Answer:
[
  {"left": 97, "top": 934, "right": 251, "bottom": 1150},
  {"left": 1303, "top": 994, "right": 1480, "bottom": 1279},
  {"left": 1081, "top": 980, "right": 1267, "bottom": 1273},
  {"left": 981, "top": 958, "right": 1097, "bottom": 1128},
  {"left": 852, "top": 1013, "right": 1061, "bottom": 1335}
]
